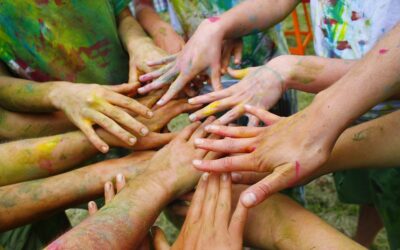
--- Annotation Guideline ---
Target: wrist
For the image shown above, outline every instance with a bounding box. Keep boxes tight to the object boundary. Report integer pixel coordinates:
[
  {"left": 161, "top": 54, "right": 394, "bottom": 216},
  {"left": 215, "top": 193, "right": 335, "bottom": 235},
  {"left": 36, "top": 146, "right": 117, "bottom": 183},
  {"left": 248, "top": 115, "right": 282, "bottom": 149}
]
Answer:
[
  {"left": 198, "top": 18, "right": 226, "bottom": 41},
  {"left": 266, "top": 55, "right": 294, "bottom": 92}
]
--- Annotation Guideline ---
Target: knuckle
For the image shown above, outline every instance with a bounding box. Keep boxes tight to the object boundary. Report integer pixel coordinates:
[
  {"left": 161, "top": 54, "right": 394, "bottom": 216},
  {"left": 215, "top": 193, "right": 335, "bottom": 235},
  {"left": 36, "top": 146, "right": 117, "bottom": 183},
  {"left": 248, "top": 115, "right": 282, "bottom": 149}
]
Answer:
[{"left": 254, "top": 181, "right": 272, "bottom": 198}]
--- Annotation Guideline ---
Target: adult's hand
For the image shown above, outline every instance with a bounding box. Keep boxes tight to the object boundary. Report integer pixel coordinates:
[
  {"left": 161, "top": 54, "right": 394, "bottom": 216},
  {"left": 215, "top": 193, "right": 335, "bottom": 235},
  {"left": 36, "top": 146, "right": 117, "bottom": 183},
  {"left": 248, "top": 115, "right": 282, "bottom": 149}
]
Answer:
[
  {"left": 188, "top": 57, "right": 288, "bottom": 126},
  {"left": 193, "top": 104, "right": 332, "bottom": 207},
  {"left": 152, "top": 173, "right": 247, "bottom": 250},
  {"left": 49, "top": 82, "right": 153, "bottom": 153}
]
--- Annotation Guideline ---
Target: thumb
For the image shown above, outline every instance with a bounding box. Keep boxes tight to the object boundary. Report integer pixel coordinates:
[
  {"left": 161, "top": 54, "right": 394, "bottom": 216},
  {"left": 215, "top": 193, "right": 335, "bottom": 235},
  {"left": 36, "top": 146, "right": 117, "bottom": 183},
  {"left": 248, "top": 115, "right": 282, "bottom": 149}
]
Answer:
[
  {"left": 227, "top": 67, "right": 250, "bottom": 80},
  {"left": 129, "top": 55, "right": 139, "bottom": 84},
  {"left": 210, "top": 64, "right": 222, "bottom": 91},
  {"left": 151, "top": 226, "right": 171, "bottom": 250}
]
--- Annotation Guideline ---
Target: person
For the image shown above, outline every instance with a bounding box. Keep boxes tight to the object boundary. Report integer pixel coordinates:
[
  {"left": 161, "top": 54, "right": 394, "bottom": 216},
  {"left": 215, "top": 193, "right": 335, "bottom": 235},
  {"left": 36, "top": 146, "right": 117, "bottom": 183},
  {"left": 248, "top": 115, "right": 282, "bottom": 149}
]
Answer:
[{"left": 45, "top": 106, "right": 400, "bottom": 249}]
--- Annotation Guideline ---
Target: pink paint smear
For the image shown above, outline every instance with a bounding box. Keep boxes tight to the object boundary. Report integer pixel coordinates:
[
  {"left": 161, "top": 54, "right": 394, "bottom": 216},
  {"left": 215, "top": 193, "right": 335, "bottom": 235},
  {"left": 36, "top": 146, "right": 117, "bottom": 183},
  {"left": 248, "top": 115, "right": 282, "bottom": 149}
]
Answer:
[
  {"left": 208, "top": 16, "right": 220, "bottom": 23},
  {"left": 379, "top": 48, "right": 389, "bottom": 54}
]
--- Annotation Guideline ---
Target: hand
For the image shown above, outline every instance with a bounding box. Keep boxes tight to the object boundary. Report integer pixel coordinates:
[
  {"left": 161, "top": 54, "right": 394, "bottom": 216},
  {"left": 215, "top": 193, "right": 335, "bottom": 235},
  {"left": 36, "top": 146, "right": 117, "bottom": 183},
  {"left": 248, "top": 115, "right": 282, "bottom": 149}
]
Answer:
[
  {"left": 192, "top": 105, "right": 331, "bottom": 207},
  {"left": 220, "top": 38, "right": 243, "bottom": 74},
  {"left": 152, "top": 24, "right": 185, "bottom": 54},
  {"left": 138, "top": 19, "right": 226, "bottom": 106},
  {"left": 152, "top": 173, "right": 248, "bottom": 250},
  {"left": 188, "top": 59, "right": 287, "bottom": 126},
  {"left": 48, "top": 82, "right": 153, "bottom": 153}
]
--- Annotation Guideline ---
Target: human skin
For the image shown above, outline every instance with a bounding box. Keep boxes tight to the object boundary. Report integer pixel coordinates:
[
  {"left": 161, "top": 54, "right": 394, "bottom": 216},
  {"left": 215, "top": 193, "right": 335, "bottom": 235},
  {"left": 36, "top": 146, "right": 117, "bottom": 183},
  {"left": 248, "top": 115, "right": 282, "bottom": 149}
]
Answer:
[
  {"left": 152, "top": 173, "right": 247, "bottom": 250},
  {"left": 136, "top": 0, "right": 300, "bottom": 106},
  {"left": 134, "top": 0, "right": 185, "bottom": 54},
  {"left": 0, "top": 98, "right": 199, "bottom": 186},
  {"left": 0, "top": 151, "right": 154, "bottom": 232},
  {"left": 188, "top": 55, "right": 356, "bottom": 126},
  {"left": 45, "top": 119, "right": 222, "bottom": 249}
]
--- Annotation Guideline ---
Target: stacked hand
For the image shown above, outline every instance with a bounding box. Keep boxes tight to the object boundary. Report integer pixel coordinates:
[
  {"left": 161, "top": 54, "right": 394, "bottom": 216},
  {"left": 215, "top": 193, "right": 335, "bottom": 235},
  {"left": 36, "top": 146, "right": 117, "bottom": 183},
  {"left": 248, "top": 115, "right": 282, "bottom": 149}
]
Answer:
[{"left": 152, "top": 173, "right": 247, "bottom": 250}]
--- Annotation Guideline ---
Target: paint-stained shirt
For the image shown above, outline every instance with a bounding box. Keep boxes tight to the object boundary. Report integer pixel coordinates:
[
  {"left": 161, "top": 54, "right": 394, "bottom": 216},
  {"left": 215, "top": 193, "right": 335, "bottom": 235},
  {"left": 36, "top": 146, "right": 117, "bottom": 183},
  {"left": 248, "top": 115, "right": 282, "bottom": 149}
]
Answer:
[
  {"left": 0, "top": 0, "right": 131, "bottom": 84},
  {"left": 165, "top": 0, "right": 289, "bottom": 67},
  {"left": 311, "top": 0, "right": 400, "bottom": 120}
]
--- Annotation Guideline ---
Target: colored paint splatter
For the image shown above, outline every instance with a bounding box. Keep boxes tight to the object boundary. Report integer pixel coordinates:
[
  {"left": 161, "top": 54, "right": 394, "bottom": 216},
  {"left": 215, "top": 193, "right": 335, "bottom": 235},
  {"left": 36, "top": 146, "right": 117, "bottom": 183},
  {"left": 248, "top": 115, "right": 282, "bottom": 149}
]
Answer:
[
  {"left": 351, "top": 11, "right": 361, "bottom": 21},
  {"left": 208, "top": 16, "right": 220, "bottom": 23},
  {"left": 379, "top": 48, "right": 389, "bottom": 55},
  {"left": 295, "top": 161, "right": 301, "bottom": 179},
  {"left": 202, "top": 101, "right": 221, "bottom": 116},
  {"left": 336, "top": 41, "right": 351, "bottom": 50}
]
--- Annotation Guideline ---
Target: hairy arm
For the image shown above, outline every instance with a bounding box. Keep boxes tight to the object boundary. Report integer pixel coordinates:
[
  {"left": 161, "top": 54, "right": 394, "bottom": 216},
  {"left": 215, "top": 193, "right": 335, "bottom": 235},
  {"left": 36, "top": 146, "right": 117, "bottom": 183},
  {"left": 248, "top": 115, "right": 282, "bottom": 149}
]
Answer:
[{"left": 0, "top": 152, "right": 153, "bottom": 231}]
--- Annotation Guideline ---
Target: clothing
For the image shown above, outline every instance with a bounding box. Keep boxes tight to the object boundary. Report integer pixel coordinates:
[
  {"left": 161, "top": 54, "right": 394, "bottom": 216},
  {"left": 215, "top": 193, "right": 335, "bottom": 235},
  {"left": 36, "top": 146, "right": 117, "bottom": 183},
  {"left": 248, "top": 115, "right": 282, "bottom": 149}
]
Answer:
[
  {"left": 0, "top": 0, "right": 131, "bottom": 84},
  {"left": 311, "top": 1, "right": 400, "bottom": 248}
]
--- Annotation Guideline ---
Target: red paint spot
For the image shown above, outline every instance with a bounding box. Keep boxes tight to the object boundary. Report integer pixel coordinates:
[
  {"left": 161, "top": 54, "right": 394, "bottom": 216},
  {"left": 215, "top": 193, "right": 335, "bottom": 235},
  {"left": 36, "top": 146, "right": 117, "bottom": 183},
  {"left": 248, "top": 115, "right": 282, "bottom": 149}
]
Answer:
[
  {"left": 47, "top": 240, "right": 61, "bottom": 250},
  {"left": 287, "top": 161, "right": 301, "bottom": 188},
  {"left": 351, "top": 11, "right": 361, "bottom": 21},
  {"left": 295, "top": 161, "right": 301, "bottom": 179},
  {"left": 336, "top": 41, "right": 352, "bottom": 50},
  {"left": 323, "top": 17, "right": 337, "bottom": 25},
  {"left": 55, "top": 0, "right": 63, "bottom": 6},
  {"left": 208, "top": 16, "right": 220, "bottom": 23},
  {"left": 78, "top": 39, "right": 111, "bottom": 60},
  {"left": 379, "top": 48, "right": 389, "bottom": 55},
  {"left": 39, "top": 159, "right": 54, "bottom": 174}
]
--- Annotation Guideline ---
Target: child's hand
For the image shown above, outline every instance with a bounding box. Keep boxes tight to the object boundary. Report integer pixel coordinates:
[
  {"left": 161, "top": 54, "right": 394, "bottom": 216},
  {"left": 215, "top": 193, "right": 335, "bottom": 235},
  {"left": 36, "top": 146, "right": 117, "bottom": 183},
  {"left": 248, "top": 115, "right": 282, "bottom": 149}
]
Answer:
[{"left": 152, "top": 173, "right": 248, "bottom": 250}]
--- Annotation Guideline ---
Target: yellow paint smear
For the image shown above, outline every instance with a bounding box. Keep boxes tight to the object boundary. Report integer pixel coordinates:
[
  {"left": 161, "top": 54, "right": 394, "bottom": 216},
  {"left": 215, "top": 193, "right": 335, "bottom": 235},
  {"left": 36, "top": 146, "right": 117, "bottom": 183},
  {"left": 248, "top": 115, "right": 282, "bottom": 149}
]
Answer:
[
  {"left": 35, "top": 136, "right": 61, "bottom": 157},
  {"left": 202, "top": 101, "right": 221, "bottom": 116}
]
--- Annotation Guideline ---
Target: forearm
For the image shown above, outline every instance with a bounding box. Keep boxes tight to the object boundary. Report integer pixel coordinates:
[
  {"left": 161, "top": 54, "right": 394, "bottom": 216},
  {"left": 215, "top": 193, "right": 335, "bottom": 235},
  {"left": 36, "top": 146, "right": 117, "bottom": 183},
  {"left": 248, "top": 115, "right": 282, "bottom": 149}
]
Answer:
[
  {"left": 231, "top": 185, "right": 364, "bottom": 249},
  {"left": 217, "top": 0, "right": 299, "bottom": 39},
  {"left": 0, "top": 76, "right": 58, "bottom": 112},
  {"left": 0, "top": 107, "right": 75, "bottom": 140},
  {"left": 0, "top": 152, "right": 153, "bottom": 231},
  {"left": 309, "top": 110, "right": 400, "bottom": 179},
  {"left": 134, "top": 1, "right": 170, "bottom": 40}
]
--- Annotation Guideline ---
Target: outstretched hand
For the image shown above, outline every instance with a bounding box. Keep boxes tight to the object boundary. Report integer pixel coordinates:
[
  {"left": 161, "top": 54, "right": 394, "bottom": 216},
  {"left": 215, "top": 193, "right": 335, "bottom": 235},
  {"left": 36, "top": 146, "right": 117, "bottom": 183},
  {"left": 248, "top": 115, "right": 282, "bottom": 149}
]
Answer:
[
  {"left": 192, "top": 105, "right": 331, "bottom": 208},
  {"left": 152, "top": 173, "right": 247, "bottom": 250},
  {"left": 49, "top": 82, "right": 153, "bottom": 153}
]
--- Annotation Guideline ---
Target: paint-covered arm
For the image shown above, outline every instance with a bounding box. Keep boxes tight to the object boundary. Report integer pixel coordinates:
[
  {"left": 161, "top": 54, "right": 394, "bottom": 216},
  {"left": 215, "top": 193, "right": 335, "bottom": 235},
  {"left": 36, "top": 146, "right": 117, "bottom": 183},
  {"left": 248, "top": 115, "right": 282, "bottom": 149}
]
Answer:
[
  {"left": 46, "top": 120, "right": 218, "bottom": 249},
  {"left": 0, "top": 152, "right": 154, "bottom": 231},
  {"left": 118, "top": 8, "right": 170, "bottom": 83},
  {"left": 133, "top": 0, "right": 185, "bottom": 54}
]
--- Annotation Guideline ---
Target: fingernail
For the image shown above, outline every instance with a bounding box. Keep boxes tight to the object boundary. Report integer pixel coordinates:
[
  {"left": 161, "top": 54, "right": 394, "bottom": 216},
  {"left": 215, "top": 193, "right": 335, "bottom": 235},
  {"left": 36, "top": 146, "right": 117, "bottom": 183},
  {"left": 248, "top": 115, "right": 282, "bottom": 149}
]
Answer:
[
  {"left": 188, "top": 98, "right": 195, "bottom": 104},
  {"left": 222, "top": 173, "right": 228, "bottom": 181},
  {"left": 156, "top": 100, "right": 164, "bottom": 106},
  {"left": 88, "top": 201, "right": 96, "bottom": 209},
  {"left": 241, "top": 192, "right": 257, "bottom": 207},
  {"left": 202, "top": 172, "right": 209, "bottom": 181},
  {"left": 129, "top": 137, "right": 137, "bottom": 145},
  {"left": 147, "top": 111, "right": 154, "bottom": 117},
  {"left": 138, "top": 88, "right": 144, "bottom": 94},
  {"left": 140, "top": 127, "right": 149, "bottom": 136},
  {"left": 101, "top": 146, "right": 109, "bottom": 153},
  {"left": 205, "top": 125, "right": 217, "bottom": 131},
  {"left": 192, "top": 159, "right": 202, "bottom": 166},
  {"left": 231, "top": 172, "right": 242, "bottom": 182},
  {"left": 106, "top": 182, "right": 112, "bottom": 191},
  {"left": 244, "top": 104, "right": 252, "bottom": 109},
  {"left": 194, "top": 138, "right": 204, "bottom": 145},
  {"left": 189, "top": 114, "right": 197, "bottom": 121},
  {"left": 116, "top": 173, "right": 124, "bottom": 183}
]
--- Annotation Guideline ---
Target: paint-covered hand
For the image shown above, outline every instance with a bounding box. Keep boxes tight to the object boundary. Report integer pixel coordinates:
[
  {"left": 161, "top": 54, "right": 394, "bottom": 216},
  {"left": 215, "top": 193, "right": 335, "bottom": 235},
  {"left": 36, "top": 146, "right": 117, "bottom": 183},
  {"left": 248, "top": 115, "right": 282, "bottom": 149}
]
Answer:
[
  {"left": 152, "top": 173, "right": 247, "bottom": 250},
  {"left": 137, "top": 18, "right": 226, "bottom": 106},
  {"left": 193, "top": 105, "right": 331, "bottom": 208},
  {"left": 48, "top": 82, "right": 153, "bottom": 153},
  {"left": 188, "top": 58, "right": 287, "bottom": 126},
  {"left": 220, "top": 38, "right": 243, "bottom": 74}
]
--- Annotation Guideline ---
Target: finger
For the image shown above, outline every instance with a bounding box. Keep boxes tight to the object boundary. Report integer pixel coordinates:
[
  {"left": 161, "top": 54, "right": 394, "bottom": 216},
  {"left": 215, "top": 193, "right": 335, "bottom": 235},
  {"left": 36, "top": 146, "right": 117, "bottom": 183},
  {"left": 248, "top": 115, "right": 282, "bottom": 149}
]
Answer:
[
  {"left": 106, "top": 83, "right": 138, "bottom": 94},
  {"left": 104, "top": 181, "right": 115, "bottom": 204},
  {"left": 179, "top": 192, "right": 195, "bottom": 202},
  {"left": 88, "top": 201, "right": 98, "bottom": 216},
  {"left": 128, "top": 56, "right": 139, "bottom": 83},
  {"left": 193, "top": 154, "right": 256, "bottom": 172},
  {"left": 133, "top": 132, "right": 176, "bottom": 150},
  {"left": 221, "top": 44, "right": 233, "bottom": 74},
  {"left": 203, "top": 173, "right": 220, "bottom": 225},
  {"left": 189, "top": 116, "right": 216, "bottom": 143},
  {"left": 216, "top": 173, "right": 232, "bottom": 227},
  {"left": 176, "top": 122, "right": 201, "bottom": 141},
  {"left": 169, "top": 203, "right": 190, "bottom": 217},
  {"left": 216, "top": 104, "right": 246, "bottom": 125},
  {"left": 228, "top": 199, "right": 248, "bottom": 239},
  {"left": 138, "top": 68, "right": 178, "bottom": 95},
  {"left": 188, "top": 88, "right": 231, "bottom": 105},
  {"left": 246, "top": 114, "right": 260, "bottom": 127},
  {"left": 139, "top": 63, "right": 174, "bottom": 82},
  {"left": 137, "top": 88, "right": 167, "bottom": 108},
  {"left": 147, "top": 54, "right": 177, "bottom": 66},
  {"left": 227, "top": 67, "right": 250, "bottom": 80},
  {"left": 96, "top": 102, "right": 149, "bottom": 137},
  {"left": 233, "top": 41, "right": 243, "bottom": 65},
  {"left": 115, "top": 173, "right": 126, "bottom": 193},
  {"left": 78, "top": 120, "right": 109, "bottom": 153},
  {"left": 244, "top": 104, "right": 282, "bottom": 125},
  {"left": 105, "top": 92, "right": 153, "bottom": 118},
  {"left": 157, "top": 72, "right": 194, "bottom": 106},
  {"left": 85, "top": 109, "right": 138, "bottom": 146},
  {"left": 231, "top": 171, "right": 267, "bottom": 185},
  {"left": 183, "top": 84, "right": 198, "bottom": 97},
  {"left": 189, "top": 96, "right": 237, "bottom": 122},
  {"left": 210, "top": 65, "right": 222, "bottom": 91},
  {"left": 194, "top": 137, "right": 256, "bottom": 153},
  {"left": 205, "top": 124, "right": 262, "bottom": 138},
  {"left": 151, "top": 226, "right": 171, "bottom": 250},
  {"left": 187, "top": 173, "right": 209, "bottom": 224},
  {"left": 240, "top": 163, "right": 295, "bottom": 208}
]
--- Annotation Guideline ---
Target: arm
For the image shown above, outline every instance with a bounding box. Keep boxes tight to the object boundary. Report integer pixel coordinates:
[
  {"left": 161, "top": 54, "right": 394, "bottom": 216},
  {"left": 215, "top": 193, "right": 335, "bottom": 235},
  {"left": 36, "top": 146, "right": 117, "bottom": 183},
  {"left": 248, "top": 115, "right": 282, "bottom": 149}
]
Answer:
[
  {"left": 46, "top": 119, "right": 218, "bottom": 249},
  {"left": 0, "top": 98, "right": 197, "bottom": 185},
  {"left": 134, "top": 0, "right": 185, "bottom": 54},
  {"left": 0, "top": 152, "right": 153, "bottom": 231}
]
